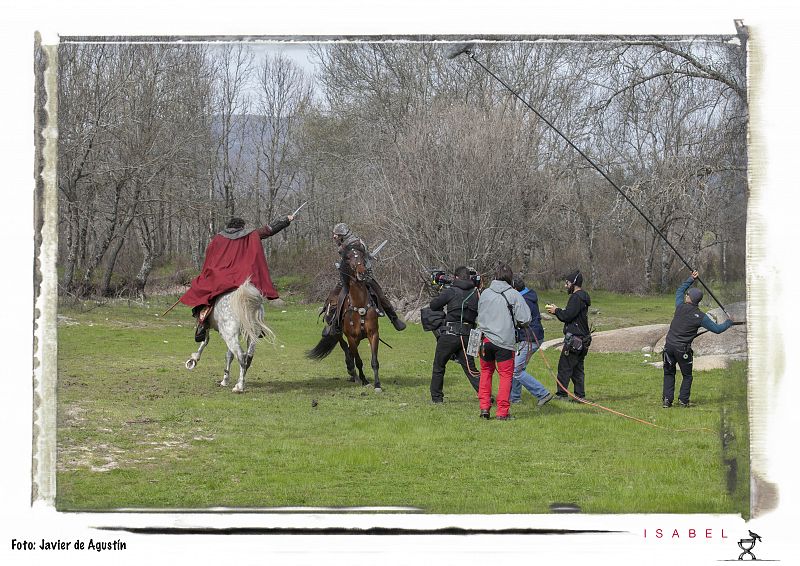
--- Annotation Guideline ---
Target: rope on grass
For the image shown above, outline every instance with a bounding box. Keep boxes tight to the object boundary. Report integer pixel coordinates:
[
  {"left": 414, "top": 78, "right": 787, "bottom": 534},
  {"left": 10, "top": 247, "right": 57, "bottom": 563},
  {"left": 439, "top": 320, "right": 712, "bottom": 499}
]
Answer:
[{"left": 530, "top": 333, "right": 714, "bottom": 434}]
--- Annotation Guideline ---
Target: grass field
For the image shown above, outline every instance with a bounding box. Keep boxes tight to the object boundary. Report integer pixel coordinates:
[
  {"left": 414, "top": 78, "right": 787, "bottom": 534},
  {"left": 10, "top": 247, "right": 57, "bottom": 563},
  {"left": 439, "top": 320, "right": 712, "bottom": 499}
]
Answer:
[{"left": 55, "top": 289, "right": 749, "bottom": 516}]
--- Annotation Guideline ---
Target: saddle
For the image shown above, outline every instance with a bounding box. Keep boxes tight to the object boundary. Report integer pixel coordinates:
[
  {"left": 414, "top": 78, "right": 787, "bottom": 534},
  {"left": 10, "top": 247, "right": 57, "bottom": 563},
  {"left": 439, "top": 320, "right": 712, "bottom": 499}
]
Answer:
[
  {"left": 198, "top": 304, "right": 214, "bottom": 324},
  {"left": 325, "top": 283, "right": 383, "bottom": 329}
]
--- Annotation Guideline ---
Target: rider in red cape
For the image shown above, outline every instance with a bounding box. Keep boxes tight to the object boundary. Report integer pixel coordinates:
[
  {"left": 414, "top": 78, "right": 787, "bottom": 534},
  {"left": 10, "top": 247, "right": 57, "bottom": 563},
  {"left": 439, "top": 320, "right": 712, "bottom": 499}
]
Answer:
[{"left": 181, "top": 214, "right": 294, "bottom": 341}]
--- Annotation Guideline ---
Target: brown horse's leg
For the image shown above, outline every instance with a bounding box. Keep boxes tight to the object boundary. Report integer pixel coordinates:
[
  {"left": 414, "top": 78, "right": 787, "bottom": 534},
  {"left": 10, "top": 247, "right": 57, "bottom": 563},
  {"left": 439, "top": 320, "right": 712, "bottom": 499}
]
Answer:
[
  {"left": 345, "top": 317, "right": 368, "bottom": 386},
  {"left": 366, "top": 311, "right": 381, "bottom": 391},
  {"left": 339, "top": 336, "right": 357, "bottom": 381}
]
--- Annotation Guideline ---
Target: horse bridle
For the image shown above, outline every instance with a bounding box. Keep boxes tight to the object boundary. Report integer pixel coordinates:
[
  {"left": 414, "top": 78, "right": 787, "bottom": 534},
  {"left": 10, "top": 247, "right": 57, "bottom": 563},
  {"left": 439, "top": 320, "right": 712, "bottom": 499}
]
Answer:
[{"left": 345, "top": 249, "right": 367, "bottom": 282}]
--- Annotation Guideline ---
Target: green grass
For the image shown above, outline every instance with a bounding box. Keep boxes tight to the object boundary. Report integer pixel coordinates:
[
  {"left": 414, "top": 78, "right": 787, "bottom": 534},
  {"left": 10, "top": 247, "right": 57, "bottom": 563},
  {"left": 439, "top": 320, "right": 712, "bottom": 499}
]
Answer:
[{"left": 55, "top": 291, "right": 749, "bottom": 515}]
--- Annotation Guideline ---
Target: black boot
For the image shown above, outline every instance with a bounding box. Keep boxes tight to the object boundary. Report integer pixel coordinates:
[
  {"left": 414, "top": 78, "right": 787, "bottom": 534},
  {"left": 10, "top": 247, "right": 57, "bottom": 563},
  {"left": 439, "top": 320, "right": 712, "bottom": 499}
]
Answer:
[
  {"left": 194, "top": 320, "right": 207, "bottom": 342},
  {"left": 387, "top": 311, "right": 406, "bottom": 331},
  {"left": 367, "top": 279, "right": 405, "bottom": 331}
]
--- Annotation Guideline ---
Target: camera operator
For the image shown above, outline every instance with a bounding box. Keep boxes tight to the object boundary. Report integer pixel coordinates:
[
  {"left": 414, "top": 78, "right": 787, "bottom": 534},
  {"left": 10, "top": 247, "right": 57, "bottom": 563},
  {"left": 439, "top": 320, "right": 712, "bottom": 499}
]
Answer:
[{"left": 429, "top": 266, "right": 481, "bottom": 403}]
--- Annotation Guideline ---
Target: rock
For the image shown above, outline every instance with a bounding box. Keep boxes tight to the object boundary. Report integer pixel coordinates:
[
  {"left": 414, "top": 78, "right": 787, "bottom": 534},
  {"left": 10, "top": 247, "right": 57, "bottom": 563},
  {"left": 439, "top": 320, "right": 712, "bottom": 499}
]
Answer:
[
  {"left": 539, "top": 337, "right": 563, "bottom": 351},
  {"left": 654, "top": 314, "right": 747, "bottom": 356},
  {"left": 266, "top": 298, "right": 286, "bottom": 308},
  {"left": 404, "top": 306, "right": 422, "bottom": 324},
  {"left": 540, "top": 313, "right": 554, "bottom": 321},
  {"left": 648, "top": 353, "right": 747, "bottom": 372},
  {"left": 707, "top": 301, "right": 746, "bottom": 324},
  {"left": 548, "top": 324, "right": 668, "bottom": 353},
  {"left": 641, "top": 346, "right": 653, "bottom": 353}
]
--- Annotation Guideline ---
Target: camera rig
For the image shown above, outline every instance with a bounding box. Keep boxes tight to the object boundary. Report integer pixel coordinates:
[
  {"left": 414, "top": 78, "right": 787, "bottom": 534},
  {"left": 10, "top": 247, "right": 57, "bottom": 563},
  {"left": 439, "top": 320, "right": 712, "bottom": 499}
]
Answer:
[{"left": 428, "top": 268, "right": 481, "bottom": 290}]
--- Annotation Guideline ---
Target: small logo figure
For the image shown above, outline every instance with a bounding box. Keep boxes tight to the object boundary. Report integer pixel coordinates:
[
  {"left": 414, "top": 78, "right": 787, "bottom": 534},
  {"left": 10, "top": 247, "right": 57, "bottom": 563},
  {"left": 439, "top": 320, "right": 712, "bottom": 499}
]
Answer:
[{"left": 737, "top": 530, "right": 762, "bottom": 561}]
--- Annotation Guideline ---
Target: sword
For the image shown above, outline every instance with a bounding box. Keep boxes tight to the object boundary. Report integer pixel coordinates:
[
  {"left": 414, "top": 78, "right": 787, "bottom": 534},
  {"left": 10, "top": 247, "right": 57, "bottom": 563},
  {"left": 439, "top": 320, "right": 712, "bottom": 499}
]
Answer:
[
  {"left": 371, "top": 239, "right": 389, "bottom": 257},
  {"left": 160, "top": 297, "right": 183, "bottom": 317},
  {"left": 291, "top": 201, "right": 308, "bottom": 218}
]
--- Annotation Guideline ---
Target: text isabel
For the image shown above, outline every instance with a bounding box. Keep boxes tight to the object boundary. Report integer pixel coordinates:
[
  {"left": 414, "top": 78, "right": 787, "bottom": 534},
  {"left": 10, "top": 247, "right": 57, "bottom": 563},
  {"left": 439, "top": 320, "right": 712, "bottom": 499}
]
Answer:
[{"left": 644, "top": 529, "right": 727, "bottom": 539}]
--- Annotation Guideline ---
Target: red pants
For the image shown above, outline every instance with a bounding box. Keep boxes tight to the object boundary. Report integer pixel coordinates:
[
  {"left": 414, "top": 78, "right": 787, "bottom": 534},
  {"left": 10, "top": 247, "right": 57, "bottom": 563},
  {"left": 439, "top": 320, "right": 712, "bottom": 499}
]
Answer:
[{"left": 478, "top": 339, "right": 515, "bottom": 417}]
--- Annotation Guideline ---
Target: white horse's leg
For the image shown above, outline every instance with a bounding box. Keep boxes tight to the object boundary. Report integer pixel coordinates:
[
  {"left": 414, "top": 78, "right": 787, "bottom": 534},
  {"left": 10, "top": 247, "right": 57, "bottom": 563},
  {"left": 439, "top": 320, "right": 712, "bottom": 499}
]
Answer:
[
  {"left": 220, "top": 349, "right": 234, "bottom": 387},
  {"left": 235, "top": 336, "right": 257, "bottom": 392},
  {"left": 185, "top": 334, "right": 210, "bottom": 370},
  {"left": 218, "top": 320, "right": 246, "bottom": 393}
]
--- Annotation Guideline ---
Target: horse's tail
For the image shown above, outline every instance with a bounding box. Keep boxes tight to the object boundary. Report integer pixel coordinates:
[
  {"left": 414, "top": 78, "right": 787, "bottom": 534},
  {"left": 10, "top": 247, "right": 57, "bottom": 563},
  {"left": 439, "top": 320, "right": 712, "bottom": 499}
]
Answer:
[
  {"left": 230, "top": 277, "right": 275, "bottom": 345},
  {"left": 306, "top": 333, "right": 341, "bottom": 360}
]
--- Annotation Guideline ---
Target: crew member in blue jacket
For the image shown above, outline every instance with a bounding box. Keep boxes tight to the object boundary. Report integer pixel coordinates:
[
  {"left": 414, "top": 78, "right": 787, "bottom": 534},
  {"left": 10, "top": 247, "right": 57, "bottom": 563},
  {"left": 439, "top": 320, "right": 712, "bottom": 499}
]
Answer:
[
  {"left": 662, "top": 270, "right": 733, "bottom": 408},
  {"left": 510, "top": 276, "right": 554, "bottom": 406}
]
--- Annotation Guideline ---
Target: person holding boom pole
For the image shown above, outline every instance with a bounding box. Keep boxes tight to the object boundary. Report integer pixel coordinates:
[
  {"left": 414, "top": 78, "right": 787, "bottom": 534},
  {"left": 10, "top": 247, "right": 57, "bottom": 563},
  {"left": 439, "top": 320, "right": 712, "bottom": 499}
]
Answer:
[{"left": 661, "top": 270, "right": 733, "bottom": 408}]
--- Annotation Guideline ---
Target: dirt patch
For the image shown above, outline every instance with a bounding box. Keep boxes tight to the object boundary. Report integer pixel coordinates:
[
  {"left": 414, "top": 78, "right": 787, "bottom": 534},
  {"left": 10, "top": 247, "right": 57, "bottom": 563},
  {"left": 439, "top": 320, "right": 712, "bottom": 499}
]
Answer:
[
  {"left": 58, "top": 418, "right": 214, "bottom": 473},
  {"left": 57, "top": 315, "right": 79, "bottom": 326}
]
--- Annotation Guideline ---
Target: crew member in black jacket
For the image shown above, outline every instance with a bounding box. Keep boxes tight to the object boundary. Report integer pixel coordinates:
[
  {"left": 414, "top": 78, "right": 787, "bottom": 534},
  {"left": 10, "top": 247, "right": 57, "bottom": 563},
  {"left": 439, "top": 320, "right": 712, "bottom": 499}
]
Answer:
[
  {"left": 662, "top": 270, "right": 733, "bottom": 408},
  {"left": 429, "top": 266, "right": 481, "bottom": 403},
  {"left": 546, "top": 270, "right": 592, "bottom": 401}
]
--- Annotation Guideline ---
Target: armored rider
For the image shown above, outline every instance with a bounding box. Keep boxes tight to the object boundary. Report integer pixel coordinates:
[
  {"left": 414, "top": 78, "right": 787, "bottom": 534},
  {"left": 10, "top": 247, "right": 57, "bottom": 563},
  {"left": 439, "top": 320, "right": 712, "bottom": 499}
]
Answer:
[{"left": 323, "top": 223, "right": 406, "bottom": 334}]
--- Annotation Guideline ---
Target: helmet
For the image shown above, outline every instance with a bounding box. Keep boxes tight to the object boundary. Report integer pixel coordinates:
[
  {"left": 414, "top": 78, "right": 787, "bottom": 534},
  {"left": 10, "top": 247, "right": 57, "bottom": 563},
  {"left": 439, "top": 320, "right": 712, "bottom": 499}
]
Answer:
[{"left": 332, "top": 223, "right": 350, "bottom": 237}]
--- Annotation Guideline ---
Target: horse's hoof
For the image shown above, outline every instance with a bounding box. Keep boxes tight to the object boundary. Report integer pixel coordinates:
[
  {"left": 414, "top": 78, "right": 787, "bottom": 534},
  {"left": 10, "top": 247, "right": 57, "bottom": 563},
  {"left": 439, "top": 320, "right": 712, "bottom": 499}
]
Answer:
[
  {"left": 219, "top": 380, "right": 228, "bottom": 388},
  {"left": 374, "top": 387, "right": 383, "bottom": 393},
  {"left": 185, "top": 359, "right": 196, "bottom": 370},
  {"left": 232, "top": 386, "right": 245, "bottom": 394}
]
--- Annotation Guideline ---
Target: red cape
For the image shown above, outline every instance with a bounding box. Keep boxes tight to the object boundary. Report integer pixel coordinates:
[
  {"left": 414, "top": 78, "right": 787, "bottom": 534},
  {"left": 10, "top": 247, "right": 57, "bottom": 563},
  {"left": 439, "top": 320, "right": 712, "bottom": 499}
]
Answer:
[{"left": 179, "top": 231, "right": 279, "bottom": 308}]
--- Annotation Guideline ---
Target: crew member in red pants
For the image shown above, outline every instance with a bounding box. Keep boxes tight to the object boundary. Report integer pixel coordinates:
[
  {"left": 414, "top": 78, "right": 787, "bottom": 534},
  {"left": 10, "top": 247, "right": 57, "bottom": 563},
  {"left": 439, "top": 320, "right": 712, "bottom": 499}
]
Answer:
[{"left": 476, "top": 264, "right": 531, "bottom": 420}]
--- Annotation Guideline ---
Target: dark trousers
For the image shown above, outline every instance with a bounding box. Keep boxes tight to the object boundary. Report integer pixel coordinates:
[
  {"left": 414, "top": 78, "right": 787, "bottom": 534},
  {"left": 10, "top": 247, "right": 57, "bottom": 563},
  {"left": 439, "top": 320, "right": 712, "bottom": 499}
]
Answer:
[
  {"left": 556, "top": 350, "right": 587, "bottom": 398},
  {"left": 430, "top": 333, "right": 480, "bottom": 401},
  {"left": 662, "top": 346, "right": 694, "bottom": 404}
]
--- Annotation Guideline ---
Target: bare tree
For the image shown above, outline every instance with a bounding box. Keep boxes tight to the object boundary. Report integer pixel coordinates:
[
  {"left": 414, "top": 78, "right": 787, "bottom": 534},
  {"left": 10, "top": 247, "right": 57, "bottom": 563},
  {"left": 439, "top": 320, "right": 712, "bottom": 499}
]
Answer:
[{"left": 251, "top": 53, "right": 313, "bottom": 225}]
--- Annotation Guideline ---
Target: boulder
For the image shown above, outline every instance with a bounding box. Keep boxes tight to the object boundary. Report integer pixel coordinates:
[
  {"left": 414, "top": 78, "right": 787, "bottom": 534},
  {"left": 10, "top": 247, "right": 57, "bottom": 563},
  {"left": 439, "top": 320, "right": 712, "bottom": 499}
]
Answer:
[
  {"left": 540, "top": 323, "right": 669, "bottom": 353},
  {"left": 648, "top": 353, "right": 747, "bottom": 372},
  {"left": 653, "top": 302, "right": 747, "bottom": 356},
  {"left": 404, "top": 306, "right": 422, "bottom": 324}
]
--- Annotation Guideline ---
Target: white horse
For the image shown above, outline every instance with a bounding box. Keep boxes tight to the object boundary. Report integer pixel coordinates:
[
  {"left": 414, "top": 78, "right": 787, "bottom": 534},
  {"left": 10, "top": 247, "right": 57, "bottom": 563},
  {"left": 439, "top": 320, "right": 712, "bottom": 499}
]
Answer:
[{"left": 184, "top": 278, "right": 274, "bottom": 393}]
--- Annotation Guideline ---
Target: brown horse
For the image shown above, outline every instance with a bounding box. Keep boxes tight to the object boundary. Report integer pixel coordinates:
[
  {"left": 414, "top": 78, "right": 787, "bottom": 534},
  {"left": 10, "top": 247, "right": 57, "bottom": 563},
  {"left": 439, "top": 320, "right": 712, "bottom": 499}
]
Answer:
[{"left": 306, "top": 248, "right": 383, "bottom": 392}]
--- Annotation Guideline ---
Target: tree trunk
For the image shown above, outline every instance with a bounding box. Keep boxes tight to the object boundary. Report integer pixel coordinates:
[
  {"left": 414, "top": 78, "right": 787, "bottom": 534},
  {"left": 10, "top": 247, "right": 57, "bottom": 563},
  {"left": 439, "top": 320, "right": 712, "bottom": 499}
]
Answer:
[
  {"left": 100, "top": 181, "right": 141, "bottom": 296},
  {"left": 61, "top": 204, "right": 79, "bottom": 291},
  {"left": 133, "top": 235, "right": 154, "bottom": 299},
  {"left": 100, "top": 221, "right": 131, "bottom": 296}
]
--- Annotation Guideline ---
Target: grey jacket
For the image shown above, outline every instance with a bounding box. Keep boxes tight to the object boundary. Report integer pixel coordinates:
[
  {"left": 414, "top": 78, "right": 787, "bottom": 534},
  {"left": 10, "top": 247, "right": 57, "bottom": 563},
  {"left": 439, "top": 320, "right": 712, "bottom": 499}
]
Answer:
[{"left": 477, "top": 280, "right": 532, "bottom": 351}]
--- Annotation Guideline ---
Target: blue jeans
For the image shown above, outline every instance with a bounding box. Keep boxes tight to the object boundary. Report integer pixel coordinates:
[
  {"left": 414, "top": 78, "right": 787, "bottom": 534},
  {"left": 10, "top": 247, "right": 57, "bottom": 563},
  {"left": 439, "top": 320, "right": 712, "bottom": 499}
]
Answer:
[{"left": 511, "top": 341, "right": 550, "bottom": 402}]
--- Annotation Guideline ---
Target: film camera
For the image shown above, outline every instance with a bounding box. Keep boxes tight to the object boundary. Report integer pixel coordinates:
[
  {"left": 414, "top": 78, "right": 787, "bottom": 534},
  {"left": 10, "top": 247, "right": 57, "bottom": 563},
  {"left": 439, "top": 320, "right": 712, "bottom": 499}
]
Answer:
[{"left": 429, "top": 268, "right": 481, "bottom": 289}]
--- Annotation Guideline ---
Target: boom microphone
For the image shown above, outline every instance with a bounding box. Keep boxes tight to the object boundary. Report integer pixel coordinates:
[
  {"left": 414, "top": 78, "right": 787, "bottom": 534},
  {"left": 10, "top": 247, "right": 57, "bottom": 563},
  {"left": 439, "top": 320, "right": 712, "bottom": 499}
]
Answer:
[
  {"left": 446, "top": 43, "right": 475, "bottom": 60},
  {"left": 449, "top": 47, "right": 732, "bottom": 317}
]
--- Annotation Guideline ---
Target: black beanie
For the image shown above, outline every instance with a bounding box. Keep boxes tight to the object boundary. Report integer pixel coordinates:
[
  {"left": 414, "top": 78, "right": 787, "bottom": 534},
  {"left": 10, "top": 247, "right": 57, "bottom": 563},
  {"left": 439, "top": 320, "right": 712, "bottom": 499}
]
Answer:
[{"left": 565, "top": 270, "right": 583, "bottom": 287}]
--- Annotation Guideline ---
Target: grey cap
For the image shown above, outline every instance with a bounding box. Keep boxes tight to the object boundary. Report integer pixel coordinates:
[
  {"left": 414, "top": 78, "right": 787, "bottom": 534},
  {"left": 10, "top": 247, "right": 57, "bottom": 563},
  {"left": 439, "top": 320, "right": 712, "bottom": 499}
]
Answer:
[{"left": 687, "top": 287, "right": 703, "bottom": 305}]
